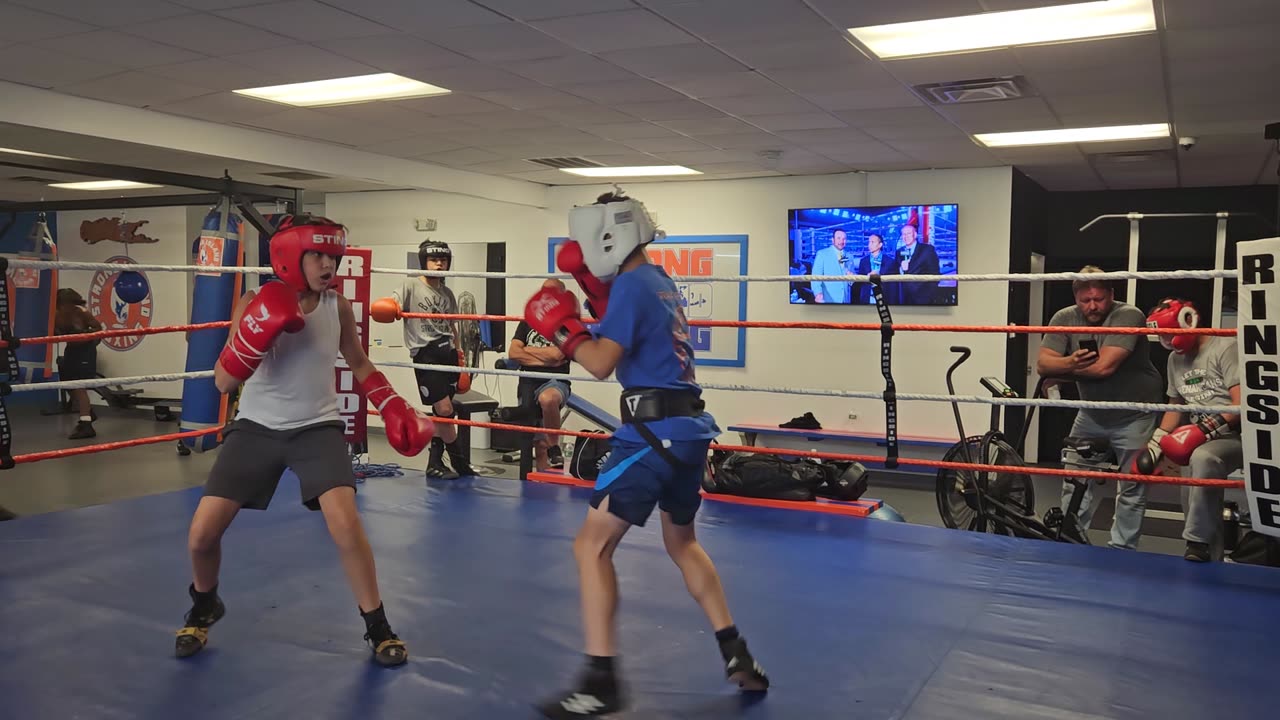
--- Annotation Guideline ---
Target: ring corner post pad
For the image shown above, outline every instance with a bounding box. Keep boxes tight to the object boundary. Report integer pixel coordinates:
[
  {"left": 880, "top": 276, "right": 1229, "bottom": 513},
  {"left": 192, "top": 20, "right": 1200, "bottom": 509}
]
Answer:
[{"left": 869, "top": 274, "right": 898, "bottom": 469}]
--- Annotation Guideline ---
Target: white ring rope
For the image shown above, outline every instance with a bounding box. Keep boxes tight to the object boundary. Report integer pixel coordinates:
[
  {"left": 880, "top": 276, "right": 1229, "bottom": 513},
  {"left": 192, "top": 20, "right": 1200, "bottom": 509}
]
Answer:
[
  {"left": 5, "top": 257, "right": 1241, "bottom": 284},
  {"left": 8, "top": 363, "right": 1238, "bottom": 415}
]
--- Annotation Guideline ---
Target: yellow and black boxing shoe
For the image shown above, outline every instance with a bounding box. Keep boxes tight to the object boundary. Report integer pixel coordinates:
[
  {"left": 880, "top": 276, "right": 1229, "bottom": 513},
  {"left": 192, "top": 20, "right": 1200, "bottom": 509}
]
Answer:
[{"left": 175, "top": 586, "right": 225, "bottom": 658}]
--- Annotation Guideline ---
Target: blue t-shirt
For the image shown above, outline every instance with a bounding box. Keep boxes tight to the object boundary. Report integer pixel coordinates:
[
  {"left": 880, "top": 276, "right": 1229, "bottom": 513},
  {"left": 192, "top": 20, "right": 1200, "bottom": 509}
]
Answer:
[{"left": 595, "top": 264, "right": 719, "bottom": 444}]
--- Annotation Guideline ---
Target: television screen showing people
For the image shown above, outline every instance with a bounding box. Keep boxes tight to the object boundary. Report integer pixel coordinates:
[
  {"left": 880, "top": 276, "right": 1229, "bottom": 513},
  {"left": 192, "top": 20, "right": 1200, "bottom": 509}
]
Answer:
[{"left": 788, "top": 204, "right": 959, "bottom": 306}]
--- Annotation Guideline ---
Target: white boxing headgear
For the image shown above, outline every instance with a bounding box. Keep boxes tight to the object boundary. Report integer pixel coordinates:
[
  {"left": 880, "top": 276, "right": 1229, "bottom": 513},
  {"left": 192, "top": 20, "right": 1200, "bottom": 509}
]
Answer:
[{"left": 568, "top": 198, "right": 664, "bottom": 281}]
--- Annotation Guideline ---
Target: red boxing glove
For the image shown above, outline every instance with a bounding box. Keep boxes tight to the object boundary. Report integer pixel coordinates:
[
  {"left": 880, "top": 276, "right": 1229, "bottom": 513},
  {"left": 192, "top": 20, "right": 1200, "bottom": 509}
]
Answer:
[
  {"left": 1160, "top": 424, "right": 1208, "bottom": 466},
  {"left": 557, "top": 240, "right": 610, "bottom": 320},
  {"left": 218, "top": 281, "right": 305, "bottom": 381},
  {"left": 359, "top": 371, "right": 434, "bottom": 457},
  {"left": 524, "top": 286, "right": 591, "bottom": 359}
]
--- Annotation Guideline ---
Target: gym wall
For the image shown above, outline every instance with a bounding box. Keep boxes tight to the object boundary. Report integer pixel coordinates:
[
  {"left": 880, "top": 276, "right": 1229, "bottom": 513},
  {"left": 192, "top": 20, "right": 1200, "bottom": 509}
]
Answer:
[{"left": 532, "top": 166, "right": 1015, "bottom": 441}]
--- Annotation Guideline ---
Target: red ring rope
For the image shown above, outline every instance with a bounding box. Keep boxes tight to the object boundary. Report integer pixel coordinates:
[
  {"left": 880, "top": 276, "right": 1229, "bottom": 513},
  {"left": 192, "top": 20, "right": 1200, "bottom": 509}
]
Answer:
[
  {"left": 1, "top": 321, "right": 231, "bottom": 348},
  {"left": 414, "top": 415, "right": 1242, "bottom": 489},
  {"left": 396, "top": 312, "right": 1235, "bottom": 336},
  {"left": 12, "top": 428, "right": 221, "bottom": 465}
]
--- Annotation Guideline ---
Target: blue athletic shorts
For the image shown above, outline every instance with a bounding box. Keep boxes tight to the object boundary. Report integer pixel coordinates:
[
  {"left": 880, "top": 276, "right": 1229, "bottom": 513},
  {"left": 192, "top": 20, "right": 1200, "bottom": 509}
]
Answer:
[{"left": 589, "top": 437, "right": 711, "bottom": 527}]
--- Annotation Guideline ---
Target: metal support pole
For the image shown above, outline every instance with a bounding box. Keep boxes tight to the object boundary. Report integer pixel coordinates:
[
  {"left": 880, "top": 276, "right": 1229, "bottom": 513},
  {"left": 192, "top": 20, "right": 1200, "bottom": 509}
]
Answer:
[
  {"left": 1127, "top": 216, "right": 1140, "bottom": 304},
  {"left": 1213, "top": 213, "right": 1227, "bottom": 329}
]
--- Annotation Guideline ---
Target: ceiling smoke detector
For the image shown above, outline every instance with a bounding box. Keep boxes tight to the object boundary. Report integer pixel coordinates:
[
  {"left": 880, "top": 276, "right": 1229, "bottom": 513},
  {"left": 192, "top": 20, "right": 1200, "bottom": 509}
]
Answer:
[{"left": 914, "top": 76, "right": 1033, "bottom": 105}]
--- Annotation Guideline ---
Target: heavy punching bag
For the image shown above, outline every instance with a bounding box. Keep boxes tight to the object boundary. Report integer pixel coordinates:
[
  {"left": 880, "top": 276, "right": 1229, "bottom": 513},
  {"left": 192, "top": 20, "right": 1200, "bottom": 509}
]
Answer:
[
  {"left": 12, "top": 213, "right": 58, "bottom": 384},
  {"left": 179, "top": 205, "right": 242, "bottom": 452}
]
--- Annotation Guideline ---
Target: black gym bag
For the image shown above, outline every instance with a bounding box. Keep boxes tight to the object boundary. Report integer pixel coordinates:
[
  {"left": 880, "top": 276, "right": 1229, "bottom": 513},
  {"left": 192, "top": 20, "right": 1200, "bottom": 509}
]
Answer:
[
  {"left": 570, "top": 432, "right": 612, "bottom": 481},
  {"left": 703, "top": 450, "right": 870, "bottom": 502}
]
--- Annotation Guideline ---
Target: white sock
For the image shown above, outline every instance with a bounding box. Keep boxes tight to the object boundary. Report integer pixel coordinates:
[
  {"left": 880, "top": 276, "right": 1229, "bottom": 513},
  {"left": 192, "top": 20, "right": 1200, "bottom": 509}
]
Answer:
[{"left": 79, "top": 415, "right": 92, "bottom": 423}]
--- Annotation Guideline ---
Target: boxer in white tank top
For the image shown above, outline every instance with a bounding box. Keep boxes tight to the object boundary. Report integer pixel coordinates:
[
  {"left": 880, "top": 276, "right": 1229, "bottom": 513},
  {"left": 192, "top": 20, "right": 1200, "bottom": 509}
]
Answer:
[{"left": 175, "top": 215, "right": 434, "bottom": 669}]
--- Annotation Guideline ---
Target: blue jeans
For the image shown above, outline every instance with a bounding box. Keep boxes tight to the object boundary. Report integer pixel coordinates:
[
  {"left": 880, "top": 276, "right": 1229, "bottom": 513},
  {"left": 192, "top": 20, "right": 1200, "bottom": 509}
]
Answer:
[{"left": 1061, "top": 412, "right": 1157, "bottom": 550}]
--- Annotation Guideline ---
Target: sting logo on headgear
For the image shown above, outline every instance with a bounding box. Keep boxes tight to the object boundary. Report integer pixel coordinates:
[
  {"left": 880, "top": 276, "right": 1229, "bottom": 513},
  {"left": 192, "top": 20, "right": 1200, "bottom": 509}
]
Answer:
[
  {"left": 268, "top": 214, "right": 347, "bottom": 292},
  {"left": 1146, "top": 298, "right": 1200, "bottom": 353},
  {"left": 418, "top": 240, "right": 451, "bottom": 271}
]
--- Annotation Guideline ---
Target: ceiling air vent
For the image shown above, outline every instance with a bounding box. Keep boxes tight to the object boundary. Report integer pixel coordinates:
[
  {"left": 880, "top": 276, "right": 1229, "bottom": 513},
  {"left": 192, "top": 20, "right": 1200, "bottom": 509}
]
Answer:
[
  {"left": 260, "top": 170, "right": 331, "bottom": 180},
  {"left": 914, "top": 76, "right": 1033, "bottom": 105},
  {"left": 524, "top": 157, "right": 603, "bottom": 170}
]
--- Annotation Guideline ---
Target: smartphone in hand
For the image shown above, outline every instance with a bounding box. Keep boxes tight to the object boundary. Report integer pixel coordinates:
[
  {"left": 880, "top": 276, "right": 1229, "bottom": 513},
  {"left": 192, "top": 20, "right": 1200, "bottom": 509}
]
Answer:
[{"left": 1078, "top": 339, "right": 1099, "bottom": 354}]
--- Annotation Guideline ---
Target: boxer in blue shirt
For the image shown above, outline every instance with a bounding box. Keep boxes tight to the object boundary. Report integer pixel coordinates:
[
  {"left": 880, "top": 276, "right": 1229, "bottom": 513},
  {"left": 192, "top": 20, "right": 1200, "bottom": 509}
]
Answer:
[{"left": 525, "top": 191, "right": 768, "bottom": 718}]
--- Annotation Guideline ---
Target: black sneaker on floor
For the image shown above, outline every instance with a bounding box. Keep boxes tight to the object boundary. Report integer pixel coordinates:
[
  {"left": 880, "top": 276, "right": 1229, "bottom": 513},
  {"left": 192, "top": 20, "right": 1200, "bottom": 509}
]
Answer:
[
  {"left": 547, "top": 444, "right": 565, "bottom": 470},
  {"left": 175, "top": 592, "right": 226, "bottom": 658},
  {"left": 780, "top": 412, "right": 821, "bottom": 430},
  {"left": 1184, "top": 541, "right": 1211, "bottom": 563},
  {"left": 535, "top": 669, "right": 624, "bottom": 718},
  {"left": 68, "top": 421, "right": 96, "bottom": 440},
  {"left": 720, "top": 637, "right": 769, "bottom": 692}
]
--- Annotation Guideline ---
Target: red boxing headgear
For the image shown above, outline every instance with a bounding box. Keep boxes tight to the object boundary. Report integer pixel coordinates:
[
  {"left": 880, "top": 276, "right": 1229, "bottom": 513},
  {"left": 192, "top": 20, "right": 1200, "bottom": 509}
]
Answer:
[
  {"left": 268, "top": 214, "right": 347, "bottom": 292},
  {"left": 1146, "top": 298, "right": 1200, "bottom": 353}
]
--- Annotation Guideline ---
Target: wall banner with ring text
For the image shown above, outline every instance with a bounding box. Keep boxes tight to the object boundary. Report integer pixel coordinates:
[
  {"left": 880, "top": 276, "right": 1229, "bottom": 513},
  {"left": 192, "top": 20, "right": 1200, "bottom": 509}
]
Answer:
[
  {"left": 548, "top": 235, "right": 748, "bottom": 367},
  {"left": 335, "top": 247, "right": 372, "bottom": 444},
  {"left": 1237, "top": 236, "right": 1280, "bottom": 539}
]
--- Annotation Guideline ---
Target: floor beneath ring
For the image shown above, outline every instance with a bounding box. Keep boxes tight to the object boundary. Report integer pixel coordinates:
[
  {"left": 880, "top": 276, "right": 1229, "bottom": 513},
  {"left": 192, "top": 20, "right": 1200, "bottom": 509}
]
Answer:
[
  {"left": 2, "top": 405, "right": 1192, "bottom": 557},
  {"left": 3, "top": 467, "right": 1277, "bottom": 719}
]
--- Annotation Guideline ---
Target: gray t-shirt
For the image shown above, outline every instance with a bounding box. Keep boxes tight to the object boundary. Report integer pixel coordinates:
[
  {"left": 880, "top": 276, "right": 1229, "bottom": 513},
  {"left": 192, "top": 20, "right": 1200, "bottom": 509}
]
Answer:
[
  {"left": 1041, "top": 302, "right": 1164, "bottom": 424},
  {"left": 1166, "top": 336, "right": 1239, "bottom": 427},
  {"left": 398, "top": 278, "right": 457, "bottom": 352}
]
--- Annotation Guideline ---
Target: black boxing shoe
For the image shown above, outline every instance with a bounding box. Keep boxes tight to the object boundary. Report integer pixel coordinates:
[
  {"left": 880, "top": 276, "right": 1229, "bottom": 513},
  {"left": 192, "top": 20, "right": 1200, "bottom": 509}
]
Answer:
[
  {"left": 536, "top": 665, "right": 624, "bottom": 718},
  {"left": 720, "top": 636, "right": 769, "bottom": 692},
  {"left": 779, "top": 412, "right": 821, "bottom": 430},
  {"left": 175, "top": 584, "right": 225, "bottom": 658}
]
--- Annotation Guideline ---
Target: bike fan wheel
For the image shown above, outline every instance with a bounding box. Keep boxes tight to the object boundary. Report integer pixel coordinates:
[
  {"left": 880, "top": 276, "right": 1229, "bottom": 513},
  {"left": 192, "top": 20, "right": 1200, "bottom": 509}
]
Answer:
[{"left": 936, "top": 435, "right": 1036, "bottom": 535}]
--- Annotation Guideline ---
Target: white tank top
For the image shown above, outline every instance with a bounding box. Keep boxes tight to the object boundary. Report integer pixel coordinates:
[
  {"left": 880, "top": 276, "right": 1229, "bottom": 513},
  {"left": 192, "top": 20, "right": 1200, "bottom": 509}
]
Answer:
[{"left": 235, "top": 290, "right": 342, "bottom": 430}]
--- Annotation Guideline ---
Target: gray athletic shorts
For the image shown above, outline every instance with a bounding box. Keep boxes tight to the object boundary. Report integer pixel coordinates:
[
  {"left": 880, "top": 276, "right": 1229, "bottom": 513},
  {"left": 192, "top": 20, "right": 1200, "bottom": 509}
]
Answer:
[{"left": 205, "top": 419, "right": 354, "bottom": 511}]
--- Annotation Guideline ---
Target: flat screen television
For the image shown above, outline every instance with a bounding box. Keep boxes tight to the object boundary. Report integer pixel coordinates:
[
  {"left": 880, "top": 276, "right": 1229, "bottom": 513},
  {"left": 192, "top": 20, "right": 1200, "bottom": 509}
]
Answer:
[{"left": 788, "top": 203, "right": 959, "bottom": 306}]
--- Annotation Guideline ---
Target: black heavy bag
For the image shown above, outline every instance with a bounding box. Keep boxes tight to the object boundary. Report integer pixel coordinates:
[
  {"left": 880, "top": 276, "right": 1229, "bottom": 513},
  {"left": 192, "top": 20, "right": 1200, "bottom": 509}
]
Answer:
[
  {"left": 571, "top": 432, "right": 612, "bottom": 481},
  {"left": 817, "top": 461, "right": 870, "bottom": 501},
  {"left": 703, "top": 452, "right": 825, "bottom": 501}
]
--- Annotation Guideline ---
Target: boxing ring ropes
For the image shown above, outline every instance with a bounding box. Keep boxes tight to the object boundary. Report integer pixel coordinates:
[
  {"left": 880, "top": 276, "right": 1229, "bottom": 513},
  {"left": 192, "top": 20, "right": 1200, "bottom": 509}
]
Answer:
[{"left": 0, "top": 257, "right": 1242, "bottom": 496}]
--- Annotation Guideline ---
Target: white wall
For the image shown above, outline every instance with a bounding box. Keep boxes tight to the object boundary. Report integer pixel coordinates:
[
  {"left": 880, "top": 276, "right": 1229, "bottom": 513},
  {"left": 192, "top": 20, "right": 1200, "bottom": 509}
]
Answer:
[
  {"left": 324, "top": 190, "right": 548, "bottom": 427},
  {"left": 532, "top": 168, "right": 1014, "bottom": 442},
  {"left": 56, "top": 207, "right": 193, "bottom": 400}
]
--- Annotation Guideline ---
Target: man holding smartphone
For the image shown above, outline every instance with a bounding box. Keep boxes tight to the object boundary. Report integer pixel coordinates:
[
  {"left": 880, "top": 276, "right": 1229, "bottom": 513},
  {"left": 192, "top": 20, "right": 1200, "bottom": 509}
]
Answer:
[{"left": 1037, "top": 266, "right": 1164, "bottom": 550}]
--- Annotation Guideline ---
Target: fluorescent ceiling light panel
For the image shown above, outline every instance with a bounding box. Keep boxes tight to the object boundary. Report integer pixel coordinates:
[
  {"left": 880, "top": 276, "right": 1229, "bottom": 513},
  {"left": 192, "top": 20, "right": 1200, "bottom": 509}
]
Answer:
[
  {"left": 234, "top": 73, "right": 451, "bottom": 107},
  {"left": 974, "top": 123, "right": 1170, "bottom": 147},
  {"left": 48, "top": 180, "right": 164, "bottom": 190},
  {"left": 560, "top": 166, "right": 702, "bottom": 177},
  {"left": 849, "top": 0, "right": 1156, "bottom": 59},
  {"left": 0, "top": 147, "right": 72, "bottom": 159}
]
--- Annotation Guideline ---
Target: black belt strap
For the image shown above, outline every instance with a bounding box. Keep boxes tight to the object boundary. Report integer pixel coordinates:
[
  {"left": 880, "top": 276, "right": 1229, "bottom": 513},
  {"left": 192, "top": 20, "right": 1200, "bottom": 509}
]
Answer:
[
  {"left": 620, "top": 389, "right": 704, "bottom": 469},
  {"left": 0, "top": 258, "right": 16, "bottom": 469},
  {"left": 869, "top": 274, "right": 898, "bottom": 469}
]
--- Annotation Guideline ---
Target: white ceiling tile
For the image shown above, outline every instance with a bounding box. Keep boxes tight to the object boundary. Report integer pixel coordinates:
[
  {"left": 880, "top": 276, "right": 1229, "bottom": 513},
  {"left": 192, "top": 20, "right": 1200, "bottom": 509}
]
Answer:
[
  {"left": 834, "top": 106, "right": 946, "bottom": 127},
  {"left": 1026, "top": 63, "right": 1159, "bottom": 97},
  {"left": 58, "top": 71, "right": 217, "bottom": 107},
  {"left": 419, "top": 147, "right": 507, "bottom": 167},
  {"left": 514, "top": 126, "right": 613, "bottom": 144},
  {"left": 622, "top": 136, "right": 715, "bottom": 153},
  {"left": 804, "top": 0, "right": 985, "bottom": 28},
  {"left": 705, "top": 94, "right": 821, "bottom": 117},
  {"left": 171, "top": 1, "right": 276, "bottom": 8},
  {"left": 507, "top": 168, "right": 584, "bottom": 184},
  {"left": 12, "top": 0, "right": 190, "bottom": 26},
  {"left": 660, "top": 71, "right": 784, "bottom": 99},
  {"left": 0, "top": 45, "right": 126, "bottom": 88},
  {"left": 532, "top": 10, "right": 696, "bottom": 53},
  {"left": 807, "top": 141, "right": 912, "bottom": 165},
  {"left": 568, "top": 152, "right": 665, "bottom": 166},
  {"left": 615, "top": 99, "right": 728, "bottom": 121},
  {"left": 647, "top": 0, "right": 832, "bottom": 41},
  {"left": 600, "top": 43, "right": 747, "bottom": 80},
  {"left": 654, "top": 117, "right": 758, "bottom": 135},
  {"left": 1077, "top": 138, "right": 1175, "bottom": 156},
  {"left": 423, "top": 22, "right": 576, "bottom": 63},
  {"left": 775, "top": 127, "right": 875, "bottom": 146},
  {"left": 238, "top": 108, "right": 379, "bottom": 146},
  {"left": 0, "top": 4, "right": 96, "bottom": 42},
  {"left": 801, "top": 87, "right": 923, "bottom": 111},
  {"left": 317, "top": 104, "right": 450, "bottom": 133},
  {"left": 859, "top": 121, "right": 967, "bottom": 142},
  {"left": 654, "top": 149, "right": 767, "bottom": 164},
  {"left": 394, "top": 94, "right": 512, "bottom": 116},
  {"left": 1013, "top": 33, "right": 1161, "bottom": 73},
  {"left": 450, "top": 112, "right": 561, "bottom": 131},
  {"left": 1171, "top": 101, "right": 1280, "bottom": 136},
  {"left": 457, "top": 158, "right": 552, "bottom": 174},
  {"left": 325, "top": 35, "right": 470, "bottom": 73},
  {"left": 506, "top": 54, "right": 640, "bottom": 86},
  {"left": 986, "top": 145, "right": 1087, "bottom": 166},
  {"left": 152, "top": 92, "right": 290, "bottom": 123},
  {"left": 698, "top": 132, "right": 791, "bottom": 150},
  {"left": 474, "top": 87, "right": 592, "bottom": 110},
  {"left": 563, "top": 79, "right": 688, "bottom": 104},
  {"left": 439, "top": 129, "right": 530, "bottom": 146},
  {"left": 535, "top": 105, "right": 640, "bottom": 125},
  {"left": 677, "top": 160, "right": 772, "bottom": 174},
  {"left": 1165, "top": 25, "right": 1280, "bottom": 63},
  {"left": 406, "top": 64, "right": 534, "bottom": 93},
  {"left": 474, "top": 0, "right": 639, "bottom": 21},
  {"left": 123, "top": 13, "right": 288, "bottom": 55},
  {"left": 711, "top": 34, "right": 867, "bottom": 71},
  {"left": 368, "top": 113, "right": 477, "bottom": 134},
  {"left": 935, "top": 97, "right": 1061, "bottom": 133},
  {"left": 228, "top": 45, "right": 379, "bottom": 82},
  {"left": 146, "top": 57, "right": 292, "bottom": 92},
  {"left": 1181, "top": 134, "right": 1273, "bottom": 156},
  {"left": 1043, "top": 91, "right": 1167, "bottom": 125},
  {"left": 583, "top": 122, "right": 685, "bottom": 140},
  {"left": 762, "top": 64, "right": 902, "bottom": 95},
  {"left": 215, "top": 1, "right": 394, "bottom": 42},
  {"left": 32, "top": 29, "right": 205, "bottom": 69},
  {"left": 698, "top": 169, "right": 786, "bottom": 179},
  {"left": 885, "top": 138, "right": 999, "bottom": 165},
  {"left": 320, "top": 0, "right": 509, "bottom": 33},
  {"left": 883, "top": 49, "right": 1024, "bottom": 87},
  {"left": 1162, "top": 0, "right": 1280, "bottom": 30},
  {"left": 744, "top": 113, "right": 848, "bottom": 132},
  {"left": 358, "top": 135, "right": 464, "bottom": 158}
]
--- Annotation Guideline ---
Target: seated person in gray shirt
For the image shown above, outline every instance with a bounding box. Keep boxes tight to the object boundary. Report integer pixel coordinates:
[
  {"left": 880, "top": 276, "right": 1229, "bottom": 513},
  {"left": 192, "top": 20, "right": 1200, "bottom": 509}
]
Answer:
[
  {"left": 1037, "top": 266, "right": 1164, "bottom": 550},
  {"left": 397, "top": 240, "right": 474, "bottom": 479}
]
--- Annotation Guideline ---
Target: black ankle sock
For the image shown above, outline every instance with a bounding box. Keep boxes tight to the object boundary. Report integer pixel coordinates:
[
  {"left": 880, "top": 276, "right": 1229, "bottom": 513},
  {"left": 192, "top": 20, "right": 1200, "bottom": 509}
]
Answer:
[
  {"left": 189, "top": 583, "right": 218, "bottom": 603},
  {"left": 360, "top": 603, "right": 388, "bottom": 630},
  {"left": 587, "top": 655, "right": 615, "bottom": 673},
  {"left": 715, "top": 625, "right": 740, "bottom": 645}
]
